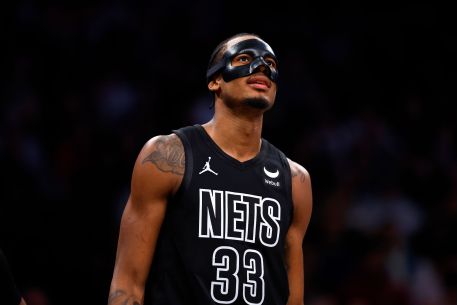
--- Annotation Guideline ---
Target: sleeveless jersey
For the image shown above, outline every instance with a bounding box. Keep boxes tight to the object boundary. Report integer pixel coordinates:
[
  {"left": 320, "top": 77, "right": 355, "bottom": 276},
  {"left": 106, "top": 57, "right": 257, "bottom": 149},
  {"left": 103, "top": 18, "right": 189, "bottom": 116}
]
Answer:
[{"left": 147, "top": 124, "right": 293, "bottom": 305}]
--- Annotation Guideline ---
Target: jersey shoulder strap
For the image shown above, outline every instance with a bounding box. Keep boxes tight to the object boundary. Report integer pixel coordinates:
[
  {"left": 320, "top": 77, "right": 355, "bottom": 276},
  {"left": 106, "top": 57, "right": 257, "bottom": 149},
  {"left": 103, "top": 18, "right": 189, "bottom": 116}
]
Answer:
[
  {"left": 171, "top": 124, "right": 200, "bottom": 195},
  {"left": 262, "top": 138, "right": 294, "bottom": 214}
]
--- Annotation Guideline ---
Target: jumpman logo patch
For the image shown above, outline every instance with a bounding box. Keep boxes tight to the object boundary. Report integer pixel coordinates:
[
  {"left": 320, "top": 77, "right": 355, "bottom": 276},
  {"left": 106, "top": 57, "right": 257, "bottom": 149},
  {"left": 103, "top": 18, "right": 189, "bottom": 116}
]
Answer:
[{"left": 199, "top": 156, "right": 218, "bottom": 175}]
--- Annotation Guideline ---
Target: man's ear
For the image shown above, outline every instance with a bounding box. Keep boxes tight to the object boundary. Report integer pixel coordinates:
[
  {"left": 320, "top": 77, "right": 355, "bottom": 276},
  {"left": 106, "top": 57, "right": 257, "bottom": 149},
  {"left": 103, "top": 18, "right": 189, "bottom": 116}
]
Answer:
[{"left": 208, "top": 76, "right": 222, "bottom": 92}]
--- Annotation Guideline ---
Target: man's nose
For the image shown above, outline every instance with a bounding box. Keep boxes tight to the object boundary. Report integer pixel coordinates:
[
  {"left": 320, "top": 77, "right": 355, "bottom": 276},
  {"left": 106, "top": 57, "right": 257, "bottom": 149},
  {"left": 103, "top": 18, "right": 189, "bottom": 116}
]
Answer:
[{"left": 251, "top": 57, "right": 271, "bottom": 76}]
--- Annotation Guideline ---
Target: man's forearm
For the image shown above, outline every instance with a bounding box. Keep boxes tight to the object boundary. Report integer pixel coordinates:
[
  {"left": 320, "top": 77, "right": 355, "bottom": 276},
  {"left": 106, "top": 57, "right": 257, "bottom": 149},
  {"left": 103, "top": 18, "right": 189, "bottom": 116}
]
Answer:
[{"left": 108, "top": 289, "right": 142, "bottom": 305}]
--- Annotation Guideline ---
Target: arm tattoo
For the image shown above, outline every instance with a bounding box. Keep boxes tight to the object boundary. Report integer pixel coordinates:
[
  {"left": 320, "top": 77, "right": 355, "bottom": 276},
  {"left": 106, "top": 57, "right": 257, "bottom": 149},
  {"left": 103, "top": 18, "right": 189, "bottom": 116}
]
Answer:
[
  {"left": 142, "top": 134, "right": 185, "bottom": 175},
  {"left": 108, "top": 290, "right": 142, "bottom": 305}
]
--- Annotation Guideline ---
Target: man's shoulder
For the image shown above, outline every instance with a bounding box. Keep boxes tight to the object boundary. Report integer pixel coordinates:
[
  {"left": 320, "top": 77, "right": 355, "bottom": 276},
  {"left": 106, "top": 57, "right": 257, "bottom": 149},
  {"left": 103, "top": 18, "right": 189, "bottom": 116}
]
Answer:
[
  {"left": 142, "top": 123, "right": 197, "bottom": 150},
  {"left": 139, "top": 132, "right": 185, "bottom": 176},
  {"left": 144, "top": 132, "right": 182, "bottom": 150},
  {"left": 286, "top": 158, "right": 310, "bottom": 184}
]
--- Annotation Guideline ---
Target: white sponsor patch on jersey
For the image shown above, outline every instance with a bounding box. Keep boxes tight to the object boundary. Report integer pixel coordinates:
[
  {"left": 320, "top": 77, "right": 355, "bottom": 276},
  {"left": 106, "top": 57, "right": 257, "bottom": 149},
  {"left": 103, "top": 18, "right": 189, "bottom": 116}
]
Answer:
[{"left": 263, "top": 166, "right": 279, "bottom": 179}]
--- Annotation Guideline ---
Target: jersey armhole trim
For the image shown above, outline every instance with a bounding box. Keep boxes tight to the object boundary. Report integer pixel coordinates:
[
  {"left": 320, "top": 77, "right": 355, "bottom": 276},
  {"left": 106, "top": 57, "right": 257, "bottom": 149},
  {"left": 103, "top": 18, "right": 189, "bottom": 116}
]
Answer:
[
  {"left": 280, "top": 151, "right": 294, "bottom": 227},
  {"left": 172, "top": 129, "right": 193, "bottom": 197}
]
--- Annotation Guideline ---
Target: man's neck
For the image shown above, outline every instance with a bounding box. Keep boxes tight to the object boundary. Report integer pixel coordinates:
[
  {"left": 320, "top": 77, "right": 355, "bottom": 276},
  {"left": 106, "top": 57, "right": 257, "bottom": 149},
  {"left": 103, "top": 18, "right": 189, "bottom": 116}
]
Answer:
[{"left": 202, "top": 107, "right": 264, "bottom": 162}]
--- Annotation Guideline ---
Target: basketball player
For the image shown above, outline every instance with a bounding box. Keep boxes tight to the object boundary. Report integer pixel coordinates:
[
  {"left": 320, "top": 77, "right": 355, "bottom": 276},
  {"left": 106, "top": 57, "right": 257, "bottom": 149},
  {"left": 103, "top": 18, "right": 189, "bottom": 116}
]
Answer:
[
  {"left": 0, "top": 248, "right": 27, "bottom": 305},
  {"left": 108, "top": 33, "right": 313, "bottom": 305}
]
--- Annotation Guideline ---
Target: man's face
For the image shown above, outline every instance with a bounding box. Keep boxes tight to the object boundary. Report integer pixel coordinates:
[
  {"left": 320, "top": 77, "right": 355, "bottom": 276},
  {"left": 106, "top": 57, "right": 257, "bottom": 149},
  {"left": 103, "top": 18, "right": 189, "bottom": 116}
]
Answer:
[{"left": 211, "top": 36, "right": 278, "bottom": 111}]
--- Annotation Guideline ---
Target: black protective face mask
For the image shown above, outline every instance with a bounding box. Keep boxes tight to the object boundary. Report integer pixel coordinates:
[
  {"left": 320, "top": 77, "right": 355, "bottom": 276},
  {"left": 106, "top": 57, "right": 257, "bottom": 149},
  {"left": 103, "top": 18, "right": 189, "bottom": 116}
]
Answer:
[{"left": 206, "top": 39, "right": 278, "bottom": 84}]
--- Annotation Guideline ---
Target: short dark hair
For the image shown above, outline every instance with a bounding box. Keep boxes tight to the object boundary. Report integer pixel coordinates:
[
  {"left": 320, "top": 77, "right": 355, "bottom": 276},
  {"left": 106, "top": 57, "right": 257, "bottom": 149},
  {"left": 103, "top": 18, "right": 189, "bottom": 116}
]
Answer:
[{"left": 206, "top": 32, "right": 261, "bottom": 77}]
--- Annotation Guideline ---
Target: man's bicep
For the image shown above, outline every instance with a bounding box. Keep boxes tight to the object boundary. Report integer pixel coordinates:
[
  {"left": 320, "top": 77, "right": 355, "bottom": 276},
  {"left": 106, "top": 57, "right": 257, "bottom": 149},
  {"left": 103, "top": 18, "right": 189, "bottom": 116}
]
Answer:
[
  {"left": 290, "top": 162, "right": 313, "bottom": 238},
  {"left": 110, "top": 135, "right": 183, "bottom": 296},
  {"left": 285, "top": 170, "right": 312, "bottom": 262},
  {"left": 285, "top": 161, "right": 313, "bottom": 269},
  {"left": 112, "top": 182, "right": 169, "bottom": 293},
  {"left": 114, "top": 194, "right": 167, "bottom": 286},
  {"left": 285, "top": 161, "right": 313, "bottom": 305}
]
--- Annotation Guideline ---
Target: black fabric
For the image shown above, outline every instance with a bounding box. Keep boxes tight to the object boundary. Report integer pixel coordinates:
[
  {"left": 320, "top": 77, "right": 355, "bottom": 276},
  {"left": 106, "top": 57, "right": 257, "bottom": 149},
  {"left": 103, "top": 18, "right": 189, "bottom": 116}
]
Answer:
[
  {"left": 147, "top": 124, "right": 293, "bottom": 305},
  {"left": 0, "top": 249, "right": 21, "bottom": 305}
]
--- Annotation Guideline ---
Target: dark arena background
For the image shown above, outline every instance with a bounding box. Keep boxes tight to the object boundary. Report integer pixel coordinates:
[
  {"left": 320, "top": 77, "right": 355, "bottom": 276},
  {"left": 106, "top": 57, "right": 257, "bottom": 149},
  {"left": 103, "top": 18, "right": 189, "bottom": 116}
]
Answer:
[{"left": 1, "top": 2, "right": 456, "bottom": 305}]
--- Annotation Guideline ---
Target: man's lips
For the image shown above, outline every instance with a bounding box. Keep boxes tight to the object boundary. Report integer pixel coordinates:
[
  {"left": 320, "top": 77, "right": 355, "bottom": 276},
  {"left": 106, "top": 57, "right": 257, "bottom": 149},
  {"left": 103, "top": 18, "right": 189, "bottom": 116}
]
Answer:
[{"left": 247, "top": 75, "right": 271, "bottom": 89}]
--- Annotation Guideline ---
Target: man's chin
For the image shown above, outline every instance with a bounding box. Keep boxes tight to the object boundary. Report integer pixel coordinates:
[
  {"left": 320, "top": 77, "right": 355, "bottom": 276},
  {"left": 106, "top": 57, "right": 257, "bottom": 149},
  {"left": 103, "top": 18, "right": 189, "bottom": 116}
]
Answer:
[{"left": 244, "top": 98, "right": 270, "bottom": 110}]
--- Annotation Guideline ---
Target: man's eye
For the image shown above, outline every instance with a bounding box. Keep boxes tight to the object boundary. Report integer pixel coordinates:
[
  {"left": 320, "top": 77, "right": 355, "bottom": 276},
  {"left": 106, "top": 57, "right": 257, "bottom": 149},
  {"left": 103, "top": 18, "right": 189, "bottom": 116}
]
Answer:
[
  {"left": 265, "top": 59, "right": 277, "bottom": 68},
  {"left": 237, "top": 55, "right": 250, "bottom": 62}
]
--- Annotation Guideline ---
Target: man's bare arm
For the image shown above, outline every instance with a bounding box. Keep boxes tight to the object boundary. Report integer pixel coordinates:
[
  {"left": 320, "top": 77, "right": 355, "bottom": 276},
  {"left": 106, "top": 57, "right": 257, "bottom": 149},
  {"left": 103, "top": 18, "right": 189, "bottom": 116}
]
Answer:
[
  {"left": 141, "top": 135, "right": 185, "bottom": 176},
  {"left": 108, "top": 134, "right": 184, "bottom": 305},
  {"left": 286, "top": 159, "right": 313, "bottom": 305}
]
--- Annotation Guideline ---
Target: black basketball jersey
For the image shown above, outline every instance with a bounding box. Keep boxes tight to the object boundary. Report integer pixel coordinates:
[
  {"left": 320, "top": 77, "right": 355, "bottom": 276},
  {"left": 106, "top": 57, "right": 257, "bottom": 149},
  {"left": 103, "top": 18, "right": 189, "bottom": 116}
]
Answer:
[{"left": 147, "top": 124, "right": 293, "bottom": 305}]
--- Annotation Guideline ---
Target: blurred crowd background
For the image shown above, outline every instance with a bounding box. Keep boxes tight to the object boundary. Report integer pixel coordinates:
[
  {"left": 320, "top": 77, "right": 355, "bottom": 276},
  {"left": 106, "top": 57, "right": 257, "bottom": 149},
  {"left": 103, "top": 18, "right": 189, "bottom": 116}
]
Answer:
[{"left": 1, "top": 1, "right": 455, "bottom": 305}]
